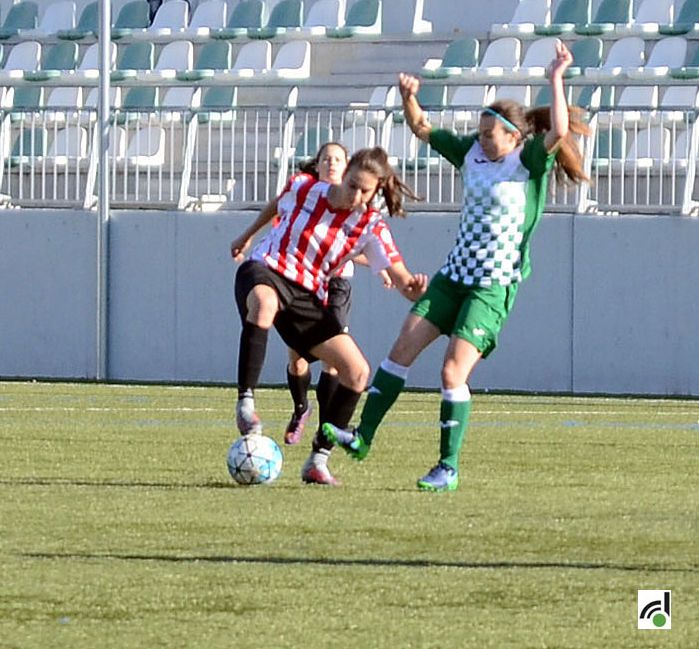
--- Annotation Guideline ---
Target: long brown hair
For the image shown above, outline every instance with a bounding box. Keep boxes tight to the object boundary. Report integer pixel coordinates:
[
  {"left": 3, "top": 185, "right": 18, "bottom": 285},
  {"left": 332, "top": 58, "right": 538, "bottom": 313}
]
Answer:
[
  {"left": 485, "top": 99, "right": 590, "bottom": 184},
  {"left": 345, "top": 147, "right": 421, "bottom": 217}
]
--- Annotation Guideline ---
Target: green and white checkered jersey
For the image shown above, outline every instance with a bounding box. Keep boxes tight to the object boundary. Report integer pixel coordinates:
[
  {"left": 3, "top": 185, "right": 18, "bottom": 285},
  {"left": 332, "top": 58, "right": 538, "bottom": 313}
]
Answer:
[{"left": 429, "top": 129, "right": 556, "bottom": 286}]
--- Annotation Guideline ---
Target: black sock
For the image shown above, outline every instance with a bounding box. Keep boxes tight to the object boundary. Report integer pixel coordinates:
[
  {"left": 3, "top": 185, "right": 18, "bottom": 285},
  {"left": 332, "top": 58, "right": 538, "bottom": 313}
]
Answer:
[
  {"left": 316, "top": 370, "right": 340, "bottom": 425},
  {"left": 237, "top": 322, "right": 268, "bottom": 399},
  {"left": 287, "top": 366, "right": 311, "bottom": 417},
  {"left": 313, "top": 383, "right": 362, "bottom": 452}
]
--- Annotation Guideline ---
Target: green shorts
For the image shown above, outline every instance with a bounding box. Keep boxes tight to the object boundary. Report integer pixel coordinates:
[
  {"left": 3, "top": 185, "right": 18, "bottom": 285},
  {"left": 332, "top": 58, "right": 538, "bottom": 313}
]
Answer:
[{"left": 410, "top": 272, "right": 519, "bottom": 358}]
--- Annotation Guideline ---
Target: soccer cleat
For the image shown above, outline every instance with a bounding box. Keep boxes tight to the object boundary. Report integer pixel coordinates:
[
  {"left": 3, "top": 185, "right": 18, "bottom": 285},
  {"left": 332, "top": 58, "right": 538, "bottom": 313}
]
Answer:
[
  {"left": 300, "top": 455, "right": 340, "bottom": 486},
  {"left": 322, "top": 423, "right": 369, "bottom": 461},
  {"left": 416, "top": 462, "right": 459, "bottom": 492},
  {"left": 236, "top": 397, "right": 262, "bottom": 435},
  {"left": 284, "top": 404, "right": 312, "bottom": 445}
]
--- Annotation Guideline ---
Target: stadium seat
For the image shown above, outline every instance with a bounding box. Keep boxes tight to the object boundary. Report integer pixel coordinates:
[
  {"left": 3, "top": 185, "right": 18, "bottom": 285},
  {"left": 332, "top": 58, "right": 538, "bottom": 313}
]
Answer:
[
  {"left": 58, "top": 1, "right": 98, "bottom": 40},
  {"left": 627, "top": 126, "right": 672, "bottom": 168},
  {"left": 517, "top": 36, "right": 558, "bottom": 78},
  {"left": 211, "top": 0, "right": 264, "bottom": 39},
  {"left": 421, "top": 38, "right": 479, "bottom": 79},
  {"left": 490, "top": 0, "right": 549, "bottom": 37},
  {"left": 563, "top": 37, "right": 603, "bottom": 79},
  {"left": 135, "top": 40, "right": 193, "bottom": 81},
  {"left": 0, "top": 40, "right": 40, "bottom": 86},
  {"left": 24, "top": 41, "right": 78, "bottom": 82},
  {"left": 385, "top": 126, "right": 417, "bottom": 167},
  {"left": 469, "top": 37, "right": 521, "bottom": 79},
  {"left": 584, "top": 36, "right": 644, "bottom": 81},
  {"left": 658, "top": 86, "right": 699, "bottom": 124},
  {"left": 111, "top": 41, "right": 154, "bottom": 81},
  {"left": 224, "top": 40, "right": 272, "bottom": 78},
  {"left": 614, "top": 0, "right": 674, "bottom": 36},
  {"left": 669, "top": 38, "right": 699, "bottom": 79},
  {"left": 327, "top": 0, "right": 381, "bottom": 38},
  {"left": 671, "top": 129, "right": 695, "bottom": 168},
  {"left": 534, "top": 0, "right": 590, "bottom": 36},
  {"left": 533, "top": 84, "right": 573, "bottom": 107},
  {"left": 597, "top": 86, "right": 659, "bottom": 125},
  {"left": 382, "top": 0, "right": 431, "bottom": 35},
  {"left": 346, "top": 85, "right": 397, "bottom": 127},
  {"left": 492, "top": 84, "right": 531, "bottom": 106},
  {"left": 593, "top": 125, "right": 626, "bottom": 169},
  {"left": 131, "top": 0, "right": 190, "bottom": 40},
  {"left": 448, "top": 85, "right": 493, "bottom": 128},
  {"left": 574, "top": 0, "right": 632, "bottom": 36},
  {"left": 124, "top": 123, "right": 166, "bottom": 167},
  {"left": 626, "top": 36, "right": 687, "bottom": 80},
  {"left": 46, "top": 125, "right": 89, "bottom": 166},
  {"left": 111, "top": 0, "right": 151, "bottom": 39},
  {"left": 247, "top": 0, "right": 303, "bottom": 39},
  {"left": 183, "top": 0, "right": 227, "bottom": 37},
  {"left": 291, "top": 126, "right": 333, "bottom": 166},
  {"left": 265, "top": 40, "right": 310, "bottom": 79},
  {"left": 8, "top": 127, "right": 46, "bottom": 166},
  {"left": 301, "top": 0, "right": 343, "bottom": 35},
  {"left": 659, "top": 0, "right": 699, "bottom": 36},
  {"left": 0, "top": 1, "right": 38, "bottom": 40},
  {"left": 20, "top": 0, "right": 76, "bottom": 39},
  {"left": 73, "top": 41, "right": 117, "bottom": 81},
  {"left": 177, "top": 40, "right": 231, "bottom": 81},
  {"left": 340, "top": 125, "right": 376, "bottom": 150},
  {"left": 194, "top": 85, "right": 238, "bottom": 123}
]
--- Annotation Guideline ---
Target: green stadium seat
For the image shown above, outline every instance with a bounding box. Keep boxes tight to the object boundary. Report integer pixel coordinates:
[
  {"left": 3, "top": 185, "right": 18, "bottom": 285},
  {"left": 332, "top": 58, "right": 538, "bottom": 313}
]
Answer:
[
  {"left": 194, "top": 85, "right": 238, "bottom": 124},
  {"left": 534, "top": 0, "right": 589, "bottom": 36},
  {"left": 659, "top": 0, "right": 699, "bottom": 35},
  {"left": 211, "top": 0, "right": 264, "bottom": 39},
  {"left": 327, "top": 0, "right": 381, "bottom": 38},
  {"left": 110, "top": 42, "right": 154, "bottom": 82},
  {"left": 24, "top": 42, "right": 78, "bottom": 82},
  {"left": 20, "top": 0, "right": 75, "bottom": 40},
  {"left": 9, "top": 127, "right": 46, "bottom": 166},
  {"left": 111, "top": 0, "right": 151, "bottom": 40},
  {"left": 574, "top": 0, "right": 632, "bottom": 36},
  {"left": 564, "top": 37, "right": 603, "bottom": 79},
  {"left": 58, "top": 1, "right": 98, "bottom": 40},
  {"left": 177, "top": 40, "right": 231, "bottom": 81},
  {"left": 593, "top": 125, "right": 626, "bottom": 169},
  {"left": 421, "top": 38, "right": 479, "bottom": 79},
  {"left": 0, "top": 1, "right": 38, "bottom": 40},
  {"left": 670, "top": 41, "right": 699, "bottom": 79},
  {"left": 248, "top": 0, "right": 303, "bottom": 39}
]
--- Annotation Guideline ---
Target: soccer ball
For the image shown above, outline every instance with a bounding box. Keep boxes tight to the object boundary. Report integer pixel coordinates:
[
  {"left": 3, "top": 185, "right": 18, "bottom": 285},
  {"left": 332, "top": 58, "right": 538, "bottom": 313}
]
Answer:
[{"left": 227, "top": 434, "right": 283, "bottom": 485}]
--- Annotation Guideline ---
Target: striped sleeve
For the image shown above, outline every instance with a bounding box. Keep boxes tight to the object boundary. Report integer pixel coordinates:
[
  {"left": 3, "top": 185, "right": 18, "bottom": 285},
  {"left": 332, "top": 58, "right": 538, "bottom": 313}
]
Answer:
[{"left": 358, "top": 216, "right": 403, "bottom": 272}]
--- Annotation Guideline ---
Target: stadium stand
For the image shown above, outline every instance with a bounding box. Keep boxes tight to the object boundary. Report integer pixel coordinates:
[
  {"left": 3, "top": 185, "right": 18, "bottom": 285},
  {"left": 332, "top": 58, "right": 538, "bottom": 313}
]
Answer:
[
  {"left": 20, "top": 0, "right": 76, "bottom": 40},
  {"left": 247, "top": 0, "right": 303, "bottom": 39},
  {"left": 626, "top": 36, "right": 687, "bottom": 80},
  {"left": 301, "top": 0, "right": 343, "bottom": 35},
  {"left": 563, "top": 37, "right": 603, "bottom": 78},
  {"left": 583, "top": 36, "right": 645, "bottom": 81},
  {"left": 181, "top": 0, "right": 228, "bottom": 38},
  {"left": 469, "top": 37, "right": 521, "bottom": 79},
  {"left": 659, "top": 0, "right": 699, "bottom": 36},
  {"left": 211, "top": 0, "right": 264, "bottom": 39},
  {"left": 130, "top": 0, "right": 190, "bottom": 40},
  {"left": 421, "top": 38, "right": 479, "bottom": 79},
  {"left": 111, "top": 0, "right": 151, "bottom": 39},
  {"left": 534, "top": 0, "right": 590, "bottom": 36},
  {"left": 614, "top": 0, "right": 674, "bottom": 36},
  {"left": 58, "top": 1, "right": 98, "bottom": 40}
]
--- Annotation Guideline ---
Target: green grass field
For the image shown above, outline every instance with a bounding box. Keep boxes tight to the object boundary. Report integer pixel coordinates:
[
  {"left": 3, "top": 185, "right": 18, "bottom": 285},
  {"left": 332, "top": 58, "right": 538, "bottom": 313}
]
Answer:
[{"left": 1, "top": 381, "right": 696, "bottom": 648}]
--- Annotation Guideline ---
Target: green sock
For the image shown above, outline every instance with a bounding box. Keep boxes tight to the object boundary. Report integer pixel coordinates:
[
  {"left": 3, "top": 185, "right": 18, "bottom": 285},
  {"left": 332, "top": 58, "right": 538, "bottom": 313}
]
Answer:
[
  {"left": 357, "top": 367, "right": 405, "bottom": 446},
  {"left": 439, "top": 398, "right": 472, "bottom": 471}
]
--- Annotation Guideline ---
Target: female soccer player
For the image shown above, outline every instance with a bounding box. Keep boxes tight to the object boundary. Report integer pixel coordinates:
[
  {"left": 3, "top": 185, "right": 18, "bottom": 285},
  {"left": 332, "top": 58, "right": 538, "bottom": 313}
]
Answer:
[
  {"left": 233, "top": 146, "right": 428, "bottom": 485},
  {"left": 325, "top": 40, "right": 589, "bottom": 491},
  {"left": 231, "top": 143, "right": 392, "bottom": 447}
]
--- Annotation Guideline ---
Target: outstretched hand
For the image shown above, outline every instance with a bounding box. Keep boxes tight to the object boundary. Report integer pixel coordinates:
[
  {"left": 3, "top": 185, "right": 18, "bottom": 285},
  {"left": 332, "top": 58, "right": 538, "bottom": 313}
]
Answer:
[
  {"left": 403, "top": 273, "right": 429, "bottom": 301},
  {"left": 547, "top": 39, "right": 573, "bottom": 80}
]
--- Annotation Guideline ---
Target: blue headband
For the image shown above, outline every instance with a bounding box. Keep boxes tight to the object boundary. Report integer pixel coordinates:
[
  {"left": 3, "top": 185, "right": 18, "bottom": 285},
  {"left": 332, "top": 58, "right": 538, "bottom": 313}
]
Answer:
[{"left": 482, "top": 107, "right": 520, "bottom": 133}]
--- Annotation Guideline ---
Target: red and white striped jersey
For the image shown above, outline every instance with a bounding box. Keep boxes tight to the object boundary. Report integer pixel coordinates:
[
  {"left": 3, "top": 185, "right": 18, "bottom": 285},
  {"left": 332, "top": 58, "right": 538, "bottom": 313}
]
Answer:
[{"left": 251, "top": 174, "right": 402, "bottom": 302}]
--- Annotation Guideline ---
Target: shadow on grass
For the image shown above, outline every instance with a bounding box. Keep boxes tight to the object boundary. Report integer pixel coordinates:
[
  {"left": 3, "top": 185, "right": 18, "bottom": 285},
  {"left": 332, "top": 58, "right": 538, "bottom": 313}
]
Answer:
[{"left": 22, "top": 551, "right": 698, "bottom": 574}]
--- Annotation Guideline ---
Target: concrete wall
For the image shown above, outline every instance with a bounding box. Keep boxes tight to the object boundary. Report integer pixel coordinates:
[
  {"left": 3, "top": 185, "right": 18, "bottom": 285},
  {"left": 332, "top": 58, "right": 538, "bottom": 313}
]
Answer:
[{"left": 1, "top": 208, "right": 698, "bottom": 396}]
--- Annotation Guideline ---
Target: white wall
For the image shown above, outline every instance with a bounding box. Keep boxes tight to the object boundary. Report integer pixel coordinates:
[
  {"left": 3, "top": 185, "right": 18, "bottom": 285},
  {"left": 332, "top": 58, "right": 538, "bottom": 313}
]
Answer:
[{"left": 1, "top": 208, "right": 698, "bottom": 396}]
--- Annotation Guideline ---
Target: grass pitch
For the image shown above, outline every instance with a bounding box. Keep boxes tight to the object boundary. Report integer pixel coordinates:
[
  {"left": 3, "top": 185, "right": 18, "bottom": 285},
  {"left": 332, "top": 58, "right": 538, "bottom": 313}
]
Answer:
[{"left": 0, "top": 381, "right": 697, "bottom": 648}]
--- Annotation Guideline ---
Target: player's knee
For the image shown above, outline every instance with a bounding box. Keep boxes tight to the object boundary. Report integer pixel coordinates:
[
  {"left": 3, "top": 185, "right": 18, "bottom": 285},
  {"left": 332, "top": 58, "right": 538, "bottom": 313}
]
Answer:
[
  {"left": 339, "top": 358, "right": 370, "bottom": 392},
  {"left": 441, "top": 360, "right": 464, "bottom": 389},
  {"left": 246, "top": 288, "right": 278, "bottom": 326},
  {"left": 288, "top": 356, "right": 309, "bottom": 376}
]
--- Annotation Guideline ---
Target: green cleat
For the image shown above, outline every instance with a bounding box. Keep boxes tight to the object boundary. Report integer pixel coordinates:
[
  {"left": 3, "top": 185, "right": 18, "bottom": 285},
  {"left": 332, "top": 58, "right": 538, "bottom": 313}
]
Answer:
[{"left": 322, "top": 422, "right": 370, "bottom": 461}]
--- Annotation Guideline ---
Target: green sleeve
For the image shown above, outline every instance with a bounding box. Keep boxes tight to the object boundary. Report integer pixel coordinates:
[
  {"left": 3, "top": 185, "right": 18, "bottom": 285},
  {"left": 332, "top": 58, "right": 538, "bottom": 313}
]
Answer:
[
  {"left": 429, "top": 129, "right": 477, "bottom": 169},
  {"left": 519, "top": 133, "right": 556, "bottom": 178}
]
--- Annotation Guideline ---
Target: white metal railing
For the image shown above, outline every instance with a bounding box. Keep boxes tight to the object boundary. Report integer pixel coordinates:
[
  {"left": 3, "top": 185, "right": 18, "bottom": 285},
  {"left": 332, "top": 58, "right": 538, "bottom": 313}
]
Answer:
[{"left": 0, "top": 104, "right": 697, "bottom": 215}]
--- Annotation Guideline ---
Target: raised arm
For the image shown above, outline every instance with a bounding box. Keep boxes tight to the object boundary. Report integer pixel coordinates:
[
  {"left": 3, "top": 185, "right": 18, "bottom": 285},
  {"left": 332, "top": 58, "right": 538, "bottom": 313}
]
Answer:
[
  {"left": 230, "top": 198, "right": 279, "bottom": 262},
  {"left": 544, "top": 39, "right": 573, "bottom": 153},
  {"left": 398, "top": 73, "right": 432, "bottom": 143}
]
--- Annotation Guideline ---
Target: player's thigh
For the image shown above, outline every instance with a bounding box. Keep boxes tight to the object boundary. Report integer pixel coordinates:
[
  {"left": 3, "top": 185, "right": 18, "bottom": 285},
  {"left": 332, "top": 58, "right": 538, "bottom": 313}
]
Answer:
[
  {"left": 311, "top": 334, "right": 369, "bottom": 391},
  {"left": 388, "top": 313, "right": 442, "bottom": 367}
]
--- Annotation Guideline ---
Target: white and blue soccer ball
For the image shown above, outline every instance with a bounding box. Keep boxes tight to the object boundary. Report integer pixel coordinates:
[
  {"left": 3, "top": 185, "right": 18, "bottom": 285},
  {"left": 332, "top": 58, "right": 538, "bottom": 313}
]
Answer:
[{"left": 227, "top": 434, "right": 283, "bottom": 485}]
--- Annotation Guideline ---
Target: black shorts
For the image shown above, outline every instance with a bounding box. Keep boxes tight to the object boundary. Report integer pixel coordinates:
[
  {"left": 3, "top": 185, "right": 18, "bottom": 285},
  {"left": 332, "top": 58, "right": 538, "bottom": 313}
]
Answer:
[
  {"left": 327, "top": 276, "right": 352, "bottom": 331},
  {"left": 235, "top": 260, "right": 345, "bottom": 362}
]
